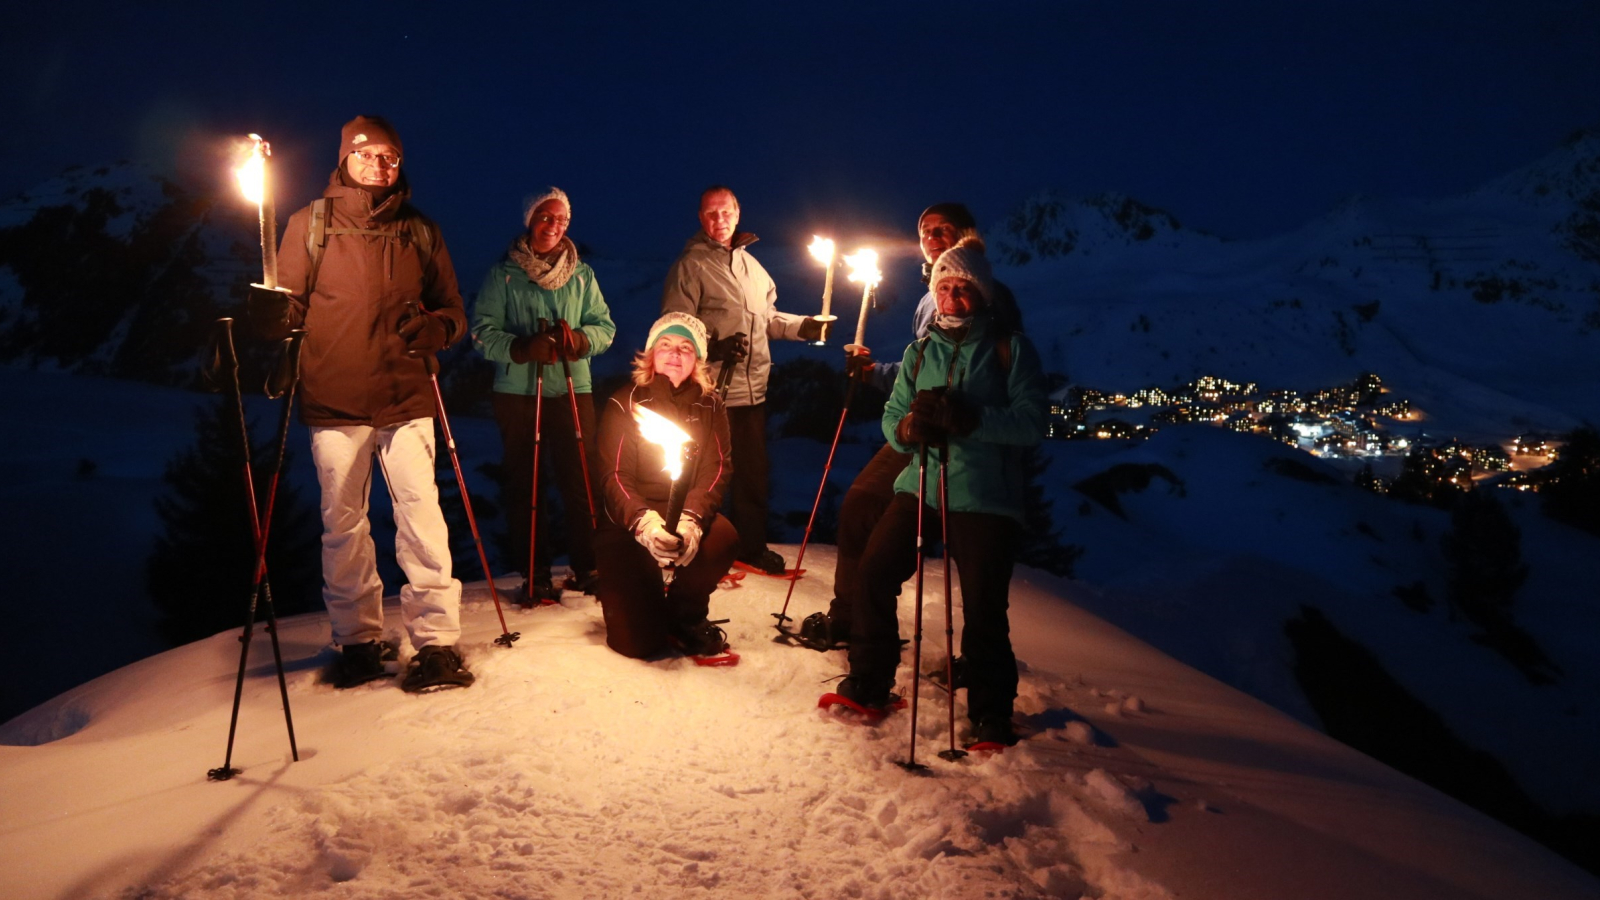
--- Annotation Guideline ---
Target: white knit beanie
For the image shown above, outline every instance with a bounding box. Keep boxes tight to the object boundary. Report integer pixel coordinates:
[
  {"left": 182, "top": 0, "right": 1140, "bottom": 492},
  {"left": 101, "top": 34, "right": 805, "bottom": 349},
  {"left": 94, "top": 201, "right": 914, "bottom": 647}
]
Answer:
[
  {"left": 928, "top": 236, "right": 995, "bottom": 304},
  {"left": 646, "top": 312, "right": 709, "bottom": 360},
  {"left": 523, "top": 187, "right": 572, "bottom": 228}
]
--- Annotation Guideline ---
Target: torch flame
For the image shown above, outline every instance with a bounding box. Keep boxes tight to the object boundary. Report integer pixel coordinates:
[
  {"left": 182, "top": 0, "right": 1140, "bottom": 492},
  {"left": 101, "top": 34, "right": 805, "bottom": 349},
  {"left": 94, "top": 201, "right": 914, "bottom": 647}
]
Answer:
[
  {"left": 844, "top": 248, "right": 882, "bottom": 288},
  {"left": 236, "top": 135, "right": 268, "bottom": 206},
  {"left": 633, "top": 405, "right": 693, "bottom": 481},
  {"left": 807, "top": 235, "right": 836, "bottom": 266}
]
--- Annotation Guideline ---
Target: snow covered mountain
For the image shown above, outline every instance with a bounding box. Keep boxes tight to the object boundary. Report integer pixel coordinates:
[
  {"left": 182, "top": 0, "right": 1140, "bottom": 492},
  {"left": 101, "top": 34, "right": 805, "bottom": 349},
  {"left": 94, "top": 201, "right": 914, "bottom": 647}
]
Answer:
[{"left": 1, "top": 564, "right": 1594, "bottom": 900}]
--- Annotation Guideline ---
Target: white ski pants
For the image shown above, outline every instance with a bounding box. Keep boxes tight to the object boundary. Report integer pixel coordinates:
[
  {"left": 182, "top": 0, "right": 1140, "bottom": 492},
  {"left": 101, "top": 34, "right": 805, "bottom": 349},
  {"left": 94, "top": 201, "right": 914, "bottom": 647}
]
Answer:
[{"left": 310, "top": 418, "right": 461, "bottom": 649}]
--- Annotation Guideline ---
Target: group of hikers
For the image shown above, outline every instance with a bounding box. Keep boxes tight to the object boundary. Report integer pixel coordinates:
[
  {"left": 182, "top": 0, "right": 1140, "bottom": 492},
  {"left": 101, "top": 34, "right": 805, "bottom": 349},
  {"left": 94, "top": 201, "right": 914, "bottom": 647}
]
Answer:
[{"left": 247, "top": 115, "right": 1048, "bottom": 748}]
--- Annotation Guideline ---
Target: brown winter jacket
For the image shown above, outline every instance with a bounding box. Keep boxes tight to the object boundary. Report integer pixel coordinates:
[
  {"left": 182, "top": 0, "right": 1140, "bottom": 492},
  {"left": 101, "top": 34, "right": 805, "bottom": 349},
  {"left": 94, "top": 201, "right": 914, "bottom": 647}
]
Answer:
[
  {"left": 276, "top": 171, "right": 467, "bottom": 427},
  {"left": 598, "top": 376, "right": 732, "bottom": 533}
]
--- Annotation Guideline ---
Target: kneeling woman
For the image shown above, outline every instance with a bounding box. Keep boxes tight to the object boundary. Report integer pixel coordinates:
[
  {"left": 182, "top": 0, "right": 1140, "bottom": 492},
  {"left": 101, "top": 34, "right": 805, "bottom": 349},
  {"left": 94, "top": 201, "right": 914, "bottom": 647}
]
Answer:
[{"left": 595, "top": 313, "right": 740, "bottom": 659}]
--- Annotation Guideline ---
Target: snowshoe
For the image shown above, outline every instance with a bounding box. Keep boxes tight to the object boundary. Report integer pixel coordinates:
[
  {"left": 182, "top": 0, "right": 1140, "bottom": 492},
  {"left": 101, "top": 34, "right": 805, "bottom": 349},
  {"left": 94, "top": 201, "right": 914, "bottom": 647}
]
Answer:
[
  {"left": 718, "top": 570, "right": 747, "bottom": 590},
  {"left": 776, "top": 611, "right": 847, "bottom": 651},
  {"left": 733, "top": 548, "right": 805, "bottom": 580},
  {"left": 325, "top": 639, "right": 396, "bottom": 689},
  {"left": 401, "top": 645, "right": 475, "bottom": 693},
  {"left": 964, "top": 715, "right": 1019, "bottom": 752},
  {"left": 924, "top": 656, "right": 968, "bottom": 693},
  {"left": 562, "top": 569, "right": 600, "bottom": 595},
  {"left": 818, "top": 682, "right": 906, "bottom": 723},
  {"left": 667, "top": 620, "right": 740, "bottom": 667},
  {"left": 515, "top": 575, "right": 563, "bottom": 608}
]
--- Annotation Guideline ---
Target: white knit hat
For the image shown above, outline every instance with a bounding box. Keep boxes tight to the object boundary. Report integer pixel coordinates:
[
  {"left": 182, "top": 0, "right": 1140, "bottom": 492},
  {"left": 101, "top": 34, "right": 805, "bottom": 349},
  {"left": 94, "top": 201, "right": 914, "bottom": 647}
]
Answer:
[
  {"left": 523, "top": 187, "right": 572, "bottom": 228},
  {"left": 646, "top": 312, "right": 709, "bottom": 360},
  {"left": 928, "top": 236, "right": 995, "bottom": 304}
]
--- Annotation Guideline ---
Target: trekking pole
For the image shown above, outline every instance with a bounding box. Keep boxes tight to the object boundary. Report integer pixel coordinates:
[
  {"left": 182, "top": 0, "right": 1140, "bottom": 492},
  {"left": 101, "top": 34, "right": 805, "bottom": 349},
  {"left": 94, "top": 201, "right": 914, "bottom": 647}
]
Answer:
[
  {"left": 898, "top": 440, "right": 931, "bottom": 773},
  {"left": 206, "top": 319, "right": 300, "bottom": 781},
  {"left": 713, "top": 331, "right": 745, "bottom": 400},
  {"left": 526, "top": 319, "right": 549, "bottom": 607},
  {"left": 935, "top": 447, "right": 967, "bottom": 762},
  {"left": 773, "top": 368, "right": 858, "bottom": 634},
  {"left": 556, "top": 320, "right": 597, "bottom": 528},
  {"left": 426, "top": 356, "right": 519, "bottom": 648}
]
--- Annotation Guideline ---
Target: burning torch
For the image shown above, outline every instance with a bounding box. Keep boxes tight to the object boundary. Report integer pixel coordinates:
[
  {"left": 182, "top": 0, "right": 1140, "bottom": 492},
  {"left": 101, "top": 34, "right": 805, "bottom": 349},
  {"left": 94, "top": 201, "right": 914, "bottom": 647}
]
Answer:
[
  {"left": 632, "top": 405, "right": 698, "bottom": 582},
  {"left": 236, "top": 134, "right": 293, "bottom": 301},
  {"left": 842, "top": 248, "right": 882, "bottom": 360},
  {"left": 807, "top": 235, "right": 839, "bottom": 344}
]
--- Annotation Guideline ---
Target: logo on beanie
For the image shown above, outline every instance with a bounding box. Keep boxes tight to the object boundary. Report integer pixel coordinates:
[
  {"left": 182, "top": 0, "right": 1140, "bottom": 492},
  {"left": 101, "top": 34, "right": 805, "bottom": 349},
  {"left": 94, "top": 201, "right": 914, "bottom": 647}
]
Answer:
[{"left": 351, "top": 133, "right": 367, "bottom": 145}]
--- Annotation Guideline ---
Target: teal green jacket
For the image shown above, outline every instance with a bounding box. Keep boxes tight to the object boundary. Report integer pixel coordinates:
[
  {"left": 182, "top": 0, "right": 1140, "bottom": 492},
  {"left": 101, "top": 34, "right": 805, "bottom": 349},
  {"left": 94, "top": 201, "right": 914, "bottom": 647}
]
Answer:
[
  {"left": 471, "top": 256, "right": 617, "bottom": 396},
  {"left": 883, "top": 316, "right": 1048, "bottom": 522}
]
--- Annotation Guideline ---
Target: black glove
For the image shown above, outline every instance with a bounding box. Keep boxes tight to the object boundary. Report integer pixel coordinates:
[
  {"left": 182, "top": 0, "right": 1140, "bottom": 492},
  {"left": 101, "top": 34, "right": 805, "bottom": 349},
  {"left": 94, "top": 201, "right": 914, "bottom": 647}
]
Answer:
[
  {"left": 895, "top": 409, "right": 945, "bottom": 446},
  {"left": 557, "top": 321, "right": 590, "bottom": 360},
  {"left": 706, "top": 332, "right": 749, "bottom": 364},
  {"left": 510, "top": 331, "right": 559, "bottom": 365},
  {"left": 910, "top": 387, "right": 981, "bottom": 438},
  {"left": 398, "top": 307, "right": 450, "bottom": 357},
  {"left": 248, "top": 285, "right": 293, "bottom": 341},
  {"left": 844, "top": 347, "right": 875, "bottom": 381},
  {"left": 797, "top": 317, "right": 826, "bottom": 342}
]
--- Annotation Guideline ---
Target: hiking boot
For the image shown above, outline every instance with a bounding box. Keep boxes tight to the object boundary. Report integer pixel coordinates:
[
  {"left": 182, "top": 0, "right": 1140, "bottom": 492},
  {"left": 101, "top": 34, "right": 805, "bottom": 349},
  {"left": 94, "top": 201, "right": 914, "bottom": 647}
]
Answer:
[
  {"left": 836, "top": 674, "right": 895, "bottom": 711},
  {"left": 516, "top": 573, "right": 562, "bottom": 606},
  {"left": 929, "top": 655, "right": 968, "bottom": 690},
  {"left": 401, "top": 645, "right": 475, "bottom": 693},
  {"left": 738, "top": 548, "right": 786, "bottom": 576},
  {"left": 563, "top": 569, "right": 600, "bottom": 595},
  {"left": 329, "top": 640, "right": 389, "bottom": 689},
  {"left": 799, "top": 612, "right": 848, "bottom": 649},
  {"left": 968, "top": 715, "right": 1019, "bottom": 747},
  {"left": 671, "top": 619, "right": 729, "bottom": 658}
]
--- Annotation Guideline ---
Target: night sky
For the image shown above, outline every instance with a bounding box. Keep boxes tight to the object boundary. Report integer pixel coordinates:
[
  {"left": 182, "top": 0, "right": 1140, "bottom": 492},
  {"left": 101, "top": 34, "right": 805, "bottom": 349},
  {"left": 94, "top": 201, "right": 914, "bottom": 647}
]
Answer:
[{"left": 3, "top": 1, "right": 1599, "bottom": 281}]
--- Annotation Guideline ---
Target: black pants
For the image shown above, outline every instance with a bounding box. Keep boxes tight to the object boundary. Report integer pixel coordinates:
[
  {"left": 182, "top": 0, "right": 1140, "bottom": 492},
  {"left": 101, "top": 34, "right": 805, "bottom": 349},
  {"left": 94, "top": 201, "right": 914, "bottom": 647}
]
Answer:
[
  {"left": 827, "top": 441, "right": 912, "bottom": 627},
  {"left": 594, "top": 514, "right": 740, "bottom": 659},
  {"left": 493, "top": 391, "right": 600, "bottom": 577},
  {"left": 848, "top": 492, "right": 1021, "bottom": 723},
  {"left": 725, "top": 403, "right": 769, "bottom": 559}
]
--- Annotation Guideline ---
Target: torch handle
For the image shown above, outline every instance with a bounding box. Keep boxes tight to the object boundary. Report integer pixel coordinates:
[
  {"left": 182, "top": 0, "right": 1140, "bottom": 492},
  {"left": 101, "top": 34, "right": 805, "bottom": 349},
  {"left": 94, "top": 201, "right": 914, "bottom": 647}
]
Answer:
[
  {"left": 853, "top": 283, "right": 873, "bottom": 347},
  {"left": 259, "top": 150, "right": 280, "bottom": 290},
  {"left": 662, "top": 441, "right": 699, "bottom": 535}
]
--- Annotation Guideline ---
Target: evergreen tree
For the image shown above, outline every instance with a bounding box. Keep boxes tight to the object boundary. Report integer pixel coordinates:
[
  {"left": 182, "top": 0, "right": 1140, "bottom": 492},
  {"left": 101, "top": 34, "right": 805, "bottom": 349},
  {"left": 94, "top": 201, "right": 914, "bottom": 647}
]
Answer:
[
  {"left": 146, "top": 396, "right": 321, "bottom": 646},
  {"left": 1016, "top": 447, "right": 1083, "bottom": 577},
  {"left": 1540, "top": 427, "right": 1600, "bottom": 536},
  {"left": 1439, "top": 488, "right": 1560, "bottom": 684}
]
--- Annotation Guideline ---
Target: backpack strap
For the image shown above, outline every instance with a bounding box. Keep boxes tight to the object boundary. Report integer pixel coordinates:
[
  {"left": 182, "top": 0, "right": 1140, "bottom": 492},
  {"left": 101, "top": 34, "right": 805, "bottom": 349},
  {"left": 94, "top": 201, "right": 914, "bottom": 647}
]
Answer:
[
  {"left": 908, "top": 336, "right": 933, "bottom": 383},
  {"left": 304, "top": 198, "right": 331, "bottom": 296}
]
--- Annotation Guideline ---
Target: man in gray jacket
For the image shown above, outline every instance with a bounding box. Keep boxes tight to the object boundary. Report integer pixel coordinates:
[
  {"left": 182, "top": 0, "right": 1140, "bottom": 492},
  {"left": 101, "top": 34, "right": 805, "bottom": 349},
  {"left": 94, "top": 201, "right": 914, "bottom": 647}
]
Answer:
[{"left": 661, "top": 185, "right": 824, "bottom": 574}]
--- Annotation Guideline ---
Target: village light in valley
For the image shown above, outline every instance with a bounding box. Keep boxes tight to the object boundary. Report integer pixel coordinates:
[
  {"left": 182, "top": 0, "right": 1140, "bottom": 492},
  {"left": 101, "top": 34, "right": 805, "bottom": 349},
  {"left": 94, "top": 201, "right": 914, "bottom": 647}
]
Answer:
[
  {"left": 235, "top": 134, "right": 283, "bottom": 291},
  {"left": 807, "top": 236, "right": 838, "bottom": 343},
  {"left": 842, "top": 248, "right": 881, "bottom": 357}
]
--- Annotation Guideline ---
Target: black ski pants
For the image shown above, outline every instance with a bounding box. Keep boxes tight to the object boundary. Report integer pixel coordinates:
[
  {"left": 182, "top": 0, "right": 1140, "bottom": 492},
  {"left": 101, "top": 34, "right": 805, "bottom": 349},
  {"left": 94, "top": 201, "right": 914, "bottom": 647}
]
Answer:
[
  {"left": 493, "top": 391, "right": 600, "bottom": 578},
  {"left": 725, "top": 403, "right": 770, "bottom": 559},
  {"left": 848, "top": 491, "right": 1021, "bottom": 723},
  {"left": 594, "top": 514, "right": 740, "bottom": 659},
  {"left": 827, "top": 441, "right": 912, "bottom": 628}
]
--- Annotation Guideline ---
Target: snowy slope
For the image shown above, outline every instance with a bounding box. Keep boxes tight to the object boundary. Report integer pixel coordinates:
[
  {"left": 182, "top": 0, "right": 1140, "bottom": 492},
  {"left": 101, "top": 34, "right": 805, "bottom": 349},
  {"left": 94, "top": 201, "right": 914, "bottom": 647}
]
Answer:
[{"left": 1, "top": 563, "right": 1593, "bottom": 900}]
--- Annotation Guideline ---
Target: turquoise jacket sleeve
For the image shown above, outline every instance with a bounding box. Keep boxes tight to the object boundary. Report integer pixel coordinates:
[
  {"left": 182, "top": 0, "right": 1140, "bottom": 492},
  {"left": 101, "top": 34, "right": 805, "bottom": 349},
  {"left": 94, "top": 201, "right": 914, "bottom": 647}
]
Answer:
[
  {"left": 969, "top": 334, "right": 1048, "bottom": 447},
  {"left": 882, "top": 340, "right": 924, "bottom": 453},
  {"left": 471, "top": 266, "right": 517, "bottom": 364},
  {"left": 577, "top": 271, "right": 616, "bottom": 359}
]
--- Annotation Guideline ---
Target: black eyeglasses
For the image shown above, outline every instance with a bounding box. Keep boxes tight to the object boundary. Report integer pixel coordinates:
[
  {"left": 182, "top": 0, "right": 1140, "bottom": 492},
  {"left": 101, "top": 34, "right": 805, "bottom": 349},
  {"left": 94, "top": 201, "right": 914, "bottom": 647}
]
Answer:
[
  {"left": 352, "top": 149, "right": 401, "bottom": 169},
  {"left": 533, "top": 213, "right": 571, "bottom": 227}
]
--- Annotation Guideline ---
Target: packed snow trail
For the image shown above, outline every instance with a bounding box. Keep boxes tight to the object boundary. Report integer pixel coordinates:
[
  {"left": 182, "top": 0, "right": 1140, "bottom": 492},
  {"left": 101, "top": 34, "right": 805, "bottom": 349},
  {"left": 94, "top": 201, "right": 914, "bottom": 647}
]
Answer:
[{"left": 0, "top": 547, "right": 1593, "bottom": 900}]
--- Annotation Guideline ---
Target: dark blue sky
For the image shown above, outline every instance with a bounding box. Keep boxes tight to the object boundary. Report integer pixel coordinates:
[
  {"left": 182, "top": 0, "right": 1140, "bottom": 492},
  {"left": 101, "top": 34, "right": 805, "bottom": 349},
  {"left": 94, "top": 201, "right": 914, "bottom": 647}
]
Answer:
[{"left": 3, "top": 1, "right": 1598, "bottom": 280}]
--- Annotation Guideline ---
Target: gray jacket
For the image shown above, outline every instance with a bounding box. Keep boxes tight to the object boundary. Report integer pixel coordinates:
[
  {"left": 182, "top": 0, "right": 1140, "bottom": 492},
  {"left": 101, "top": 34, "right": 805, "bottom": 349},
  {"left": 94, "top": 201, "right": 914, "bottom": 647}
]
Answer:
[{"left": 661, "top": 231, "right": 807, "bottom": 407}]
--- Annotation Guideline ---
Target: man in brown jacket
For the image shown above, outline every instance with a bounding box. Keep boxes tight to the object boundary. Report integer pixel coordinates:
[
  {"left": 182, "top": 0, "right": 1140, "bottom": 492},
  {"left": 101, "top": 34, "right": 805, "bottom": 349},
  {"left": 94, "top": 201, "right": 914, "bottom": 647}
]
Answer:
[{"left": 250, "top": 115, "right": 473, "bottom": 693}]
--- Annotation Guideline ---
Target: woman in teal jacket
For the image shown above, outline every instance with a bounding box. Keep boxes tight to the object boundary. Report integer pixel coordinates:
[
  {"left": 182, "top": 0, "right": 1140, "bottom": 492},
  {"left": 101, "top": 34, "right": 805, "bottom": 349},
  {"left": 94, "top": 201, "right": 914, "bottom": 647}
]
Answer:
[
  {"left": 836, "top": 237, "right": 1047, "bottom": 748},
  {"left": 472, "top": 187, "right": 617, "bottom": 602}
]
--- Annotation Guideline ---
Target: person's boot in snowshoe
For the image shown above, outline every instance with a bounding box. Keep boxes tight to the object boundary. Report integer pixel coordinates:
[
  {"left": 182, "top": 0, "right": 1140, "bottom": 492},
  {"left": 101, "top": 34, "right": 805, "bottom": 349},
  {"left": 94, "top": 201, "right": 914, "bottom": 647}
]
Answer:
[
  {"left": 671, "top": 619, "right": 729, "bottom": 658},
  {"left": 517, "top": 571, "right": 563, "bottom": 607},
  {"left": 737, "top": 547, "right": 787, "bottom": 576},
  {"left": 798, "top": 611, "right": 848, "bottom": 650},
  {"left": 928, "top": 655, "right": 968, "bottom": 690},
  {"left": 563, "top": 568, "right": 600, "bottom": 595},
  {"left": 327, "top": 640, "right": 390, "bottom": 688},
  {"left": 967, "top": 715, "right": 1019, "bottom": 748},
  {"left": 401, "top": 645, "right": 475, "bottom": 693},
  {"left": 836, "top": 674, "right": 898, "bottom": 712}
]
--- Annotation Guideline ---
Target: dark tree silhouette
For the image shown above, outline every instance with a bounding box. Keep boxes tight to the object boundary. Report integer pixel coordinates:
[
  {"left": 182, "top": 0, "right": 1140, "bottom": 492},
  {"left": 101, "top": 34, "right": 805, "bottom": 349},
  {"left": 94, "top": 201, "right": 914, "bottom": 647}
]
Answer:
[
  {"left": 146, "top": 397, "right": 321, "bottom": 646},
  {"left": 1439, "top": 489, "right": 1560, "bottom": 684},
  {"left": 1017, "top": 447, "right": 1083, "bottom": 577},
  {"left": 1540, "top": 426, "right": 1600, "bottom": 536}
]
